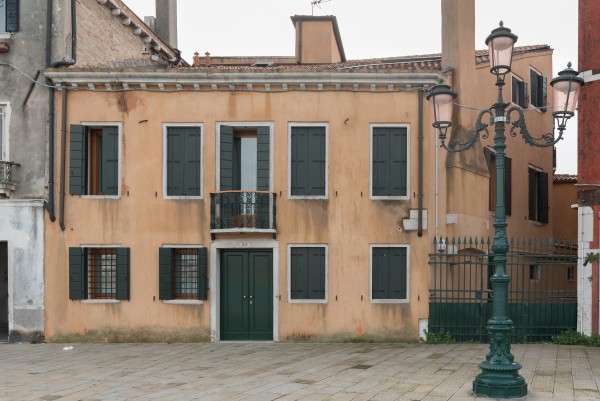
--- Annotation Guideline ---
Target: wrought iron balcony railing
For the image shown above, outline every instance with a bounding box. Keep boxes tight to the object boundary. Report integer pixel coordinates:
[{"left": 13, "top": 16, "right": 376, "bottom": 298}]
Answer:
[
  {"left": 210, "top": 191, "right": 276, "bottom": 235},
  {"left": 0, "top": 161, "right": 19, "bottom": 198}
]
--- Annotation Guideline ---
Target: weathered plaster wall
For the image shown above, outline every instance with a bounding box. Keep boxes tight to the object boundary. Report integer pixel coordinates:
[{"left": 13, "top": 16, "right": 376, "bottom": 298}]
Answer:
[
  {"left": 552, "top": 182, "right": 577, "bottom": 243},
  {"left": 0, "top": 201, "right": 45, "bottom": 341}
]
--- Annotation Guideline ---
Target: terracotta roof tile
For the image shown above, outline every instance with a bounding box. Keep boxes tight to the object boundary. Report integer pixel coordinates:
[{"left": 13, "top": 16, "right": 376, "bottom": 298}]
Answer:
[{"left": 554, "top": 174, "right": 577, "bottom": 183}]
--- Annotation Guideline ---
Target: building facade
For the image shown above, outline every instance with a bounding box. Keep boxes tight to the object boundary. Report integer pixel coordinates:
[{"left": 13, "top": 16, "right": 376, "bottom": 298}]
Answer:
[
  {"left": 0, "top": 0, "right": 180, "bottom": 342},
  {"left": 42, "top": 0, "right": 556, "bottom": 342},
  {"left": 578, "top": 0, "right": 600, "bottom": 336}
]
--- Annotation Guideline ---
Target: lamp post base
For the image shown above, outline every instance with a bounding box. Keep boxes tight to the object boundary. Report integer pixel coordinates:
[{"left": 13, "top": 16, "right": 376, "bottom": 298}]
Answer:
[{"left": 473, "top": 365, "right": 527, "bottom": 399}]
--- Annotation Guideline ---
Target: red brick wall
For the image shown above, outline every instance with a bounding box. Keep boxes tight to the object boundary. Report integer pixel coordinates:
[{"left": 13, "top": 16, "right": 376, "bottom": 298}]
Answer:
[{"left": 76, "top": 0, "right": 156, "bottom": 68}]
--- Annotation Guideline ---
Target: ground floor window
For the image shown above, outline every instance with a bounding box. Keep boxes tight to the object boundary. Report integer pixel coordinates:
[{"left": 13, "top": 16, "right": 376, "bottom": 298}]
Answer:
[
  {"left": 370, "top": 245, "right": 409, "bottom": 302},
  {"left": 69, "top": 247, "right": 130, "bottom": 300},
  {"left": 289, "top": 245, "right": 326, "bottom": 302},
  {"left": 159, "top": 247, "right": 208, "bottom": 301}
]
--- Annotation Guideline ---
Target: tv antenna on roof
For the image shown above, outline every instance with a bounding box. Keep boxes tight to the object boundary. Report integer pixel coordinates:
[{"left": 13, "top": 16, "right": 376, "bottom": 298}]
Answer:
[{"left": 311, "top": 0, "right": 331, "bottom": 15}]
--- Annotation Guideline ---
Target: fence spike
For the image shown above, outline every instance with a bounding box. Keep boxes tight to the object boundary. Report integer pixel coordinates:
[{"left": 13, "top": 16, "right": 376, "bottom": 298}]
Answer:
[{"left": 469, "top": 236, "right": 473, "bottom": 246}]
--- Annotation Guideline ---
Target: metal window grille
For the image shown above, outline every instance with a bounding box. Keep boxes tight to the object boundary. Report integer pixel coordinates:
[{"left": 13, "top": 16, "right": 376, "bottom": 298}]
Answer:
[
  {"left": 87, "top": 248, "right": 116, "bottom": 299},
  {"left": 172, "top": 249, "right": 198, "bottom": 299}
]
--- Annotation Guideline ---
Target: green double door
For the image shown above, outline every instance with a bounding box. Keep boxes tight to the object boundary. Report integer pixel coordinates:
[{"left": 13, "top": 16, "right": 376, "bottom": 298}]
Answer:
[{"left": 220, "top": 250, "right": 273, "bottom": 340}]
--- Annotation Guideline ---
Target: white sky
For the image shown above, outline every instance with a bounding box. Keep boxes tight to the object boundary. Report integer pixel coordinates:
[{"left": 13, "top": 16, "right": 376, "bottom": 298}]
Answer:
[{"left": 124, "top": 0, "right": 579, "bottom": 174}]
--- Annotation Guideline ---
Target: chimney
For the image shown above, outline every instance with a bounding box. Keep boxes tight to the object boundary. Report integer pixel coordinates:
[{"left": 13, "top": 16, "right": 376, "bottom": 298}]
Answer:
[
  {"left": 291, "top": 15, "right": 346, "bottom": 64},
  {"left": 155, "top": 0, "right": 178, "bottom": 48},
  {"left": 441, "top": 0, "right": 476, "bottom": 105}
]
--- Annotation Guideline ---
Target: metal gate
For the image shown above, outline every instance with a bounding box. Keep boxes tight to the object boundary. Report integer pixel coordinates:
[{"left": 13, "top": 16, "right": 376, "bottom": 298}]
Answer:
[{"left": 429, "top": 237, "right": 577, "bottom": 343}]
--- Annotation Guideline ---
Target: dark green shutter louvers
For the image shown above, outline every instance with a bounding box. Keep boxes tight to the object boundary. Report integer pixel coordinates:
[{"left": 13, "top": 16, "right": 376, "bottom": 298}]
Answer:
[
  {"left": 373, "top": 127, "right": 408, "bottom": 197},
  {"left": 528, "top": 169, "right": 536, "bottom": 221},
  {"left": 539, "top": 171, "right": 549, "bottom": 224},
  {"left": 291, "top": 128, "right": 308, "bottom": 196},
  {"left": 166, "top": 129, "right": 184, "bottom": 196},
  {"left": 220, "top": 125, "right": 234, "bottom": 191},
  {"left": 256, "top": 126, "right": 270, "bottom": 191},
  {"left": 68, "top": 247, "right": 84, "bottom": 300},
  {"left": 308, "top": 127, "right": 326, "bottom": 196},
  {"left": 291, "top": 248, "right": 307, "bottom": 299},
  {"left": 116, "top": 248, "right": 130, "bottom": 301},
  {"left": 197, "top": 248, "right": 208, "bottom": 300},
  {"left": 184, "top": 128, "right": 201, "bottom": 196},
  {"left": 69, "top": 125, "right": 86, "bottom": 195},
  {"left": 101, "top": 127, "right": 118, "bottom": 195},
  {"left": 6, "top": 0, "right": 18, "bottom": 32},
  {"left": 158, "top": 248, "right": 173, "bottom": 300}
]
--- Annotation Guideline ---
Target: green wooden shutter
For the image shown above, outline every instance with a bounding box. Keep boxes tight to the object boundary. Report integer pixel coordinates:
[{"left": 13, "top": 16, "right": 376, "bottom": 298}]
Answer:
[
  {"left": 291, "top": 127, "right": 308, "bottom": 195},
  {"left": 539, "top": 171, "right": 549, "bottom": 224},
  {"left": 69, "top": 247, "right": 84, "bottom": 300},
  {"left": 372, "top": 128, "right": 388, "bottom": 196},
  {"left": 166, "top": 128, "right": 184, "bottom": 196},
  {"left": 530, "top": 70, "right": 538, "bottom": 107},
  {"left": 256, "top": 126, "right": 270, "bottom": 191},
  {"left": 116, "top": 248, "right": 130, "bottom": 301},
  {"left": 184, "top": 128, "right": 201, "bottom": 196},
  {"left": 158, "top": 248, "right": 172, "bottom": 300},
  {"left": 528, "top": 169, "right": 536, "bottom": 221},
  {"left": 308, "top": 127, "right": 326, "bottom": 196},
  {"left": 389, "top": 128, "right": 408, "bottom": 196},
  {"left": 542, "top": 76, "right": 548, "bottom": 112},
  {"left": 524, "top": 82, "right": 529, "bottom": 106},
  {"left": 220, "top": 125, "right": 234, "bottom": 191},
  {"left": 505, "top": 157, "right": 512, "bottom": 216},
  {"left": 307, "top": 247, "right": 325, "bottom": 300},
  {"left": 290, "top": 247, "right": 308, "bottom": 299},
  {"left": 372, "top": 248, "right": 390, "bottom": 299},
  {"left": 69, "top": 125, "right": 86, "bottom": 195},
  {"left": 197, "top": 248, "right": 208, "bottom": 300},
  {"left": 101, "top": 126, "right": 118, "bottom": 195},
  {"left": 6, "top": 0, "right": 18, "bottom": 32},
  {"left": 389, "top": 248, "right": 407, "bottom": 300}
]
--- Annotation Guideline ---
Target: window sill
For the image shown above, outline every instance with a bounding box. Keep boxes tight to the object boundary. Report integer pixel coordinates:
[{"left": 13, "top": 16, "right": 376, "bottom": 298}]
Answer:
[
  {"left": 161, "top": 300, "right": 204, "bottom": 304},
  {"left": 81, "top": 195, "right": 121, "bottom": 199},
  {"left": 164, "top": 196, "right": 204, "bottom": 200},
  {"left": 370, "top": 299, "right": 409, "bottom": 304},
  {"left": 288, "top": 195, "right": 328, "bottom": 200},
  {"left": 528, "top": 220, "right": 546, "bottom": 226},
  {"left": 0, "top": 33, "right": 11, "bottom": 39},
  {"left": 288, "top": 299, "right": 327, "bottom": 304},
  {"left": 370, "top": 196, "right": 410, "bottom": 201},
  {"left": 81, "top": 299, "right": 120, "bottom": 304}
]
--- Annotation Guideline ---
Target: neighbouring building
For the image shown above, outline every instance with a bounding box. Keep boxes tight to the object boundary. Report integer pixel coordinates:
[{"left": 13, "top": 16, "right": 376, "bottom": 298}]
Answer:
[
  {"left": 578, "top": 0, "right": 600, "bottom": 336},
  {"left": 0, "top": 0, "right": 181, "bottom": 342},
  {"left": 42, "top": 0, "right": 557, "bottom": 342}
]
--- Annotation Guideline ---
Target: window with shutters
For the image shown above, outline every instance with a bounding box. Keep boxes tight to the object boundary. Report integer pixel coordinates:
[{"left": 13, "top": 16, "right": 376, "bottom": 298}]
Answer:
[
  {"left": 370, "top": 245, "right": 409, "bottom": 303},
  {"left": 159, "top": 247, "right": 208, "bottom": 302},
  {"left": 0, "top": 0, "right": 19, "bottom": 33},
  {"left": 163, "top": 124, "right": 203, "bottom": 198},
  {"left": 530, "top": 68, "right": 547, "bottom": 111},
  {"left": 528, "top": 167, "right": 549, "bottom": 224},
  {"left": 68, "top": 247, "right": 130, "bottom": 301},
  {"left": 370, "top": 125, "right": 409, "bottom": 199},
  {"left": 69, "top": 124, "right": 121, "bottom": 197},
  {"left": 511, "top": 75, "right": 527, "bottom": 108},
  {"left": 218, "top": 123, "right": 272, "bottom": 192},
  {"left": 288, "top": 245, "right": 327, "bottom": 303},
  {"left": 484, "top": 148, "right": 511, "bottom": 216},
  {"left": 288, "top": 124, "right": 328, "bottom": 198}
]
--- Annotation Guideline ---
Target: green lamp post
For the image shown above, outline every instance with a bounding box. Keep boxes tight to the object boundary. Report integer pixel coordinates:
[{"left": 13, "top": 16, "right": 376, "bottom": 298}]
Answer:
[{"left": 427, "top": 22, "right": 584, "bottom": 399}]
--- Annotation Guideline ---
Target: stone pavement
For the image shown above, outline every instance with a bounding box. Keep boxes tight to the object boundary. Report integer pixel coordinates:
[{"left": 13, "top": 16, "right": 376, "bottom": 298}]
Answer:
[{"left": 1, "top": 342, "right": 599, "bottom": 401}]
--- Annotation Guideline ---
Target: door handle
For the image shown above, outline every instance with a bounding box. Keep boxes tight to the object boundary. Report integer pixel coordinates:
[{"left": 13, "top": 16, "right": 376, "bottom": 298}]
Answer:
[
  {"left": 243, "top": 295, "right": 247, "bottom": 299},
  {"left": 249, "top": 295, "right": 253, "bottom": 299}
]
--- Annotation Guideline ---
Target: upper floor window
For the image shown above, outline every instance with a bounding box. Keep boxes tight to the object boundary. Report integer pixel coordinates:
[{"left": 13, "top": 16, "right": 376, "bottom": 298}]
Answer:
[
  {"left": 69, "top": 247, "right": 130, "bottom": 301},
  {"left": 163, "top": 125, "right": 203, "bottom": 198},
  {"left": 530, "top": 68, "right": 547, "bottom": 111},
  {"left": 69, "top": 124, "right": 121, "bottom": 197},
  {"left": 511, "top": 75, "right": 527, "bottom": 108},
  {"left": 0, "top": 0, "right": 19, "bottom": 33},
  {"left": 288, "top": 124, "right": 327, "bottom": 198},
  {"left": 370, "top": 125, "right": 409, "bottom": 199},
  {"left": 528, "top": 167, "right": 548, "bottom": 224}
]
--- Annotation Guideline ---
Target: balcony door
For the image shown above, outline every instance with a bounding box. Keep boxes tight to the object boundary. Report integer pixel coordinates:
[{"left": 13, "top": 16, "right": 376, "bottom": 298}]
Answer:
[{"left": 220, "top": 250, "right": 273, "bottom": 340}]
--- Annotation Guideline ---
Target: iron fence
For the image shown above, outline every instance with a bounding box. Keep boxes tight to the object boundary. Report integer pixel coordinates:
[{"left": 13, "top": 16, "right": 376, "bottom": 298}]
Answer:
[{"left": 429, "top": 237, "right": 577, "bottom": 343}]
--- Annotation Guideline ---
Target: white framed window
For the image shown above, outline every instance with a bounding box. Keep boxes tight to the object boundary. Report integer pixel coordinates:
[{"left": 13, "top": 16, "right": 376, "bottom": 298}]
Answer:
[
  {"left": 159, "top": 245, "right": 208, "bottom": 302},
  {"left": 287, "top": 123, "right": 329, "bottom": 199},
  {"left": 511, "top": 74, "right": 527, "bottom": 108},
  {"left": 288, "top": 244, "right": 328, "bottom": 303},
  {"left": 69, "top": 122, "right": 122, "bottom": 198},
  {"left": 370, "top": 124, "right": 410, "bottom": 200},
  {"left": 162, "top": 123, "right": 204, "bottom": 199},
  {"left": 529, "top": 67, "right": 547, "bottom": 111},
  {"left": 369, "top": 244, "right": 410, "bottom": 303}
]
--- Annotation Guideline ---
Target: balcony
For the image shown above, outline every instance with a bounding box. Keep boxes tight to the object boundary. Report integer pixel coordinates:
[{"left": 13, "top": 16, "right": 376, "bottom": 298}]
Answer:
[
  {"left": 0, "top": 161, "right": 19, "bottom": 198},
  {"left": 210, "top": 191, "right": 277, "bottom": 237}
]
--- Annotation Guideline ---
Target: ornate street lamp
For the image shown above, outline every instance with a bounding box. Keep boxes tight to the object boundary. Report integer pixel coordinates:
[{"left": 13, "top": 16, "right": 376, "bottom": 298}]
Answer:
[{"left": 428, "top": 22, "right": 583, "bottom": 399}]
